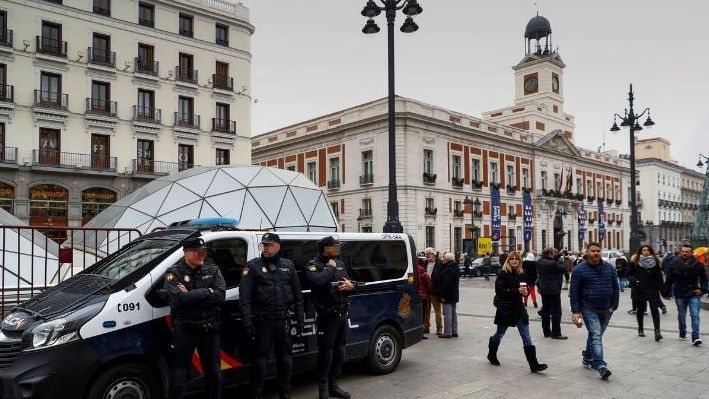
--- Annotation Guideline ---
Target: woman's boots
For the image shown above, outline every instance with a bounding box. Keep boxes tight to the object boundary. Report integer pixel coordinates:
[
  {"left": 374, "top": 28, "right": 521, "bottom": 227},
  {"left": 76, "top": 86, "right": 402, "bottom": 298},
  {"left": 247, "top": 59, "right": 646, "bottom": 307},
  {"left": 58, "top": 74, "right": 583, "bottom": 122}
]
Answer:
[
  {"left": 654, "top": 328, "right": 663, "bottom": 341},
  {"left": 523, "top": 345, "right": 548, "bottom": 373},
  {"left": 487, "top": 337, "right": 500, "bottom": 366}
]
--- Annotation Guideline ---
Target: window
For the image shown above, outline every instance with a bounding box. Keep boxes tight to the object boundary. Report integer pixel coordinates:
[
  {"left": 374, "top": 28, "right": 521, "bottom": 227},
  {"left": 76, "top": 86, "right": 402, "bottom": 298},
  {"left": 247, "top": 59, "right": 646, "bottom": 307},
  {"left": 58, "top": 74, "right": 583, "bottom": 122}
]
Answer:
[
  {"left": 214, "top": 62, "right": 231, "bottom": 90},
  {"left": 425, "top": 197, "right": 434, "bottom": 209},
  {"left": 81, "top": 187, "right": 115, "bottom": 224},
  {"left": 361, "top": 226, "right": 373, "bottom": 233},
  {"left": 177, "top": 96, "right": 194, "bottom": 125},
  {"left": 587, "top": 180, "right": 592, "bottom": 196},
  {"left": 522, "top": 168, "right": 529, "bottom": 189},
  {"left": 205, "top": 238, "right": 247, "bottom": 288},
  {"left": 214, "top": 103, "right": 231, "bottom": 132},
  {"left": 177, "top": 144, "right": 194, "bottom": 171},
  {"left": 490, "top": 161, "right": 498, "bottom": 184},
  {"left": 540, "top": 171, "right": 547, "bottom": 190},
  {"left": 506, "top": 165, "right": 514, "bottom": 187},
  {"left": 576, "top": 178, "right": 582, "bottom": 194},
  {"left": 179, "top": 13, "right": 193, "bottom": 37},
  {"left": 38, "top": 128, "right": 60, "bottom": 164},
  {"left": 606, "top": 183, "right": 611, "bottom": 198},
  {"left": 452, "top": 155, "right": 461, "bottom": 179},
  {"left": 423, "top": 149, "right": 433, "bottom": 174},
  {"left": 472, "top": 158, "right": 481, "bottom": 182},
  {"left": 508, "top": 228, "right": 516, "bottom": 251},
  {"left": 454, "top": 200, "right": 462, "bottom": 213},
  {"left": 93, "top": 0, "right": 110, "bottom": 16},
  {"left": 286, "top": 165, "right": 295, "bottom": 171},
  {"left": 136, "top": 139, "right": 154, "bottom": 172},
  {"left": 553, "top": 173, "right": 560, "bottom": 190},
  {"left": 91, "top": 33, "right": 112, "bottom": 66},
  {"left": 136, "top": 89, "right": 155, "bottom": 120},
  {"left": 216, "top": 23, "right": 229, "bottom": 46},
  {"left": 216, "top": 149, "right": 229, "bottom": 165},
  {"left": 139, "top": 2, "right": 155, "bottom": 27},
  {"left": 330, "top": 202, "right": 340, "bottom": 218},
  {"left": 454, "top": 227, "right": 462, "bottom": 255},
  {"left": 509, "top": 205, "right": 515, "bottom": 216},
  {"left": 329, "top": 157, "right": 340, "bottom": 182},
  {"left": 40, "top": 21, "right": 62, "bottom": 55},
  {"left": 307, "top": 161, "right": 317, "bottom": 183},
  {"left": 362, "top": 198, "right": 372, "bottom": 212},
  {"left": 425, "top": 226, "right": 435, "bottom": 249},
  {"left": 541, "top": 229, "right": 547, "bottom": 250},
  {"left": 40, "top": 72, "right": 61, "bottom": 106},
  {"left": 362, "top": 150, "right": 373, "bottom": 179},
  {"left": 178, "top": 53, "right": 196, "bottom": 83},
  {"left": 596, "top": 182, "right": 603, "bottom": 198},
  {"left": 90, "top": 81, "right": 110, "bottom": 114}
]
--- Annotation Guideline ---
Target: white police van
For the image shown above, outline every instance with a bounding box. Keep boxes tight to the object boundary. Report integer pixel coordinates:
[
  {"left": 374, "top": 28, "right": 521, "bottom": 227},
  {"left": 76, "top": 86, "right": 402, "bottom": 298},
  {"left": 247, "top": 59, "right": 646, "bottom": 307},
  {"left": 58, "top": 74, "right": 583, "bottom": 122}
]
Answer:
[{"left": 0, "top": 218, "right": 422, "bottom": 398}]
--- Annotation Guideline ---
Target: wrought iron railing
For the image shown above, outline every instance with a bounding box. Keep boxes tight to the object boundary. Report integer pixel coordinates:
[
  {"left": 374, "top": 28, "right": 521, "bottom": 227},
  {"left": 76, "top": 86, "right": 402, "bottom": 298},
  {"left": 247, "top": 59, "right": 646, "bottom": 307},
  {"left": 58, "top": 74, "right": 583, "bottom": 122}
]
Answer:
[
  {"left": 86, "top": 98, "right": 117, "bottom": 117},
  {"left": 32, "top": 150, "right": 117, "bottom": 171},
  {"left": 36, "top": 36, "right": 67, "bottom": 58}
]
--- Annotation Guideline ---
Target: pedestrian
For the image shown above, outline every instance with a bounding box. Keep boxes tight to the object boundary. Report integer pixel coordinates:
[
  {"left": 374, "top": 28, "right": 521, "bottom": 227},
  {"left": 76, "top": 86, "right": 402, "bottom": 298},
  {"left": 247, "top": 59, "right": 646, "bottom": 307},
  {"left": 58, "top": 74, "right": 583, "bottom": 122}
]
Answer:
[
  {"left": 164, "top": 236, "right": 226, "bottom": 399},
  {"left": 239, "top": 233, "right": 305, "bottom": 399},
  {"left": 438, "top": 253, "right": 460, "bottom": 338},
  {"left": 522, "top": 252, "right": 538, "bottom": 308},
  {"left": 486, "top": 251, "right": 548, "bottom": 373},
  {"left": 615, "top": 254, "right": 629, "bottom": 293},
  {"left": 417, "top": 258, "right": 433, "bottom": 339},
  {"left": 536, "top": 247, "right": 567, "bottom": 339},
  {"left": 425, "top": 248, "right": 444, "bottom": 335},
  {"left": 560, "top": 249, "right": 572, "bottom": 290},
  {"left": 499, "top": 251, "right": 509, "bottom": 268},
  {"left": 462, "top": 253, "right": 473, "bottom": 278},
  {"left": 570, "top": 242, "right": 619, "bottom": 380},
  {"left": 627, "top": 245, "right": 664, "bottom": 341},
  {"left": 483, "top": 252, "right": 492, "bottom": 281},
  {"left": 662, "top": 244, "right": 708, "bottom": 345},
  {"left": 306, "top": 236, "right": 355, "bottom": 399}
]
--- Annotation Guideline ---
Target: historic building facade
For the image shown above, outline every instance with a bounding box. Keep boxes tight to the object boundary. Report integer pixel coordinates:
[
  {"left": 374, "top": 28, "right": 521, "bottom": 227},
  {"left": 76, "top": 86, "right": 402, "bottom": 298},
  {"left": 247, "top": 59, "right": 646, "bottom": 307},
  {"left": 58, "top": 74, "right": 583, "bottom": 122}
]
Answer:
[{"left": 0, "top": 0, "right": 254, "bottom": 228}]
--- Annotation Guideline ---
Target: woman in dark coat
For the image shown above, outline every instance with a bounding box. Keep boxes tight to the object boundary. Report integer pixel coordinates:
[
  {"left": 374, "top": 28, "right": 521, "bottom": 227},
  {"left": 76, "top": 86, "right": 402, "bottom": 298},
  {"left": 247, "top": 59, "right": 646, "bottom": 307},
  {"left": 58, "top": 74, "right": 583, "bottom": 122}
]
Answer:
[
  {"left": 627, "top": 245, "right": 664, "bottom": 341},
  {"left": 487, "top": 251, "right": 547, "bottom": 373}
]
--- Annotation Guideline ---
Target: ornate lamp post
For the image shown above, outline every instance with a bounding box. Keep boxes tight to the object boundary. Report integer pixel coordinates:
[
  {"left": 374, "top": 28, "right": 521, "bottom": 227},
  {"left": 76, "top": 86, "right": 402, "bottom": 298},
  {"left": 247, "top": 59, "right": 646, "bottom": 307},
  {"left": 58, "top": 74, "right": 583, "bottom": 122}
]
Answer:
[
  {"left": 464, "top": 196, "right": 481, "bottom": 256},
  {"left": 609, "top": 84, "right": 656, "bottom": 254},
  {"left": 360, "top": 0, "right": 423, "bottom": 233},
  {"left": 693, "top": 154, "right": 709, "bottom": 247}
]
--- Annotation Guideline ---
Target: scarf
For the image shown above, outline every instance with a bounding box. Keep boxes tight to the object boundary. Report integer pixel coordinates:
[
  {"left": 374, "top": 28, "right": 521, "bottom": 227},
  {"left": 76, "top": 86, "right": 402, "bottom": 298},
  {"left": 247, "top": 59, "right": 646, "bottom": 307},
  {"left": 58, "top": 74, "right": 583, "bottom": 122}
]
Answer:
[{"left": 638, "top": 255, "right": 656, "bottom": 269}]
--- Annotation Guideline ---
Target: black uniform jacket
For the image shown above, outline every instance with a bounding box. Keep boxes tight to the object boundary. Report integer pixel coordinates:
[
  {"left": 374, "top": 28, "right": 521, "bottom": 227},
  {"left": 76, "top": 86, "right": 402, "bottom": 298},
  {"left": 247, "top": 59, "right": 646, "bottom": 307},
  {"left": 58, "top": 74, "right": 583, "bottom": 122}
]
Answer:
[
  {"left": 305, "top": 255, "right": 352, "bottom": 314},
  {"left": 164, "top": 259, "right": 226, "bottom": 324},
  {"left": 238, "top": 255, "right": 305, "bottom": 328}
]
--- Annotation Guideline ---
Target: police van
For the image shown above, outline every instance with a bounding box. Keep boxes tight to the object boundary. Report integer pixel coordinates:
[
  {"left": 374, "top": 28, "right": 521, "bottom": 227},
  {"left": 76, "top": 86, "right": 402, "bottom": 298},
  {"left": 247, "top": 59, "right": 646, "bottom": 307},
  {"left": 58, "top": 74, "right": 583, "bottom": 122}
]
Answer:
[{"left": 0, "top": 219, "right": 423, "bottom": 398}]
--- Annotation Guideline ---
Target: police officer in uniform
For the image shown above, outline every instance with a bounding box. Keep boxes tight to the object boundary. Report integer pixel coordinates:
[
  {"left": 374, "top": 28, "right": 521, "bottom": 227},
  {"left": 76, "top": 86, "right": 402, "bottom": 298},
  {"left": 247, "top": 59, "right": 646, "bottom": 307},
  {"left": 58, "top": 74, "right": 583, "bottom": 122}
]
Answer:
[
  {"left": 306, "top": 236, "right": 356, "bottom": 399},
  {"left": 164, "top": 236, "right": 226, "bottom": 399},
  {"left": 239, "top": 233, "right": 304, "bottom": 399}
]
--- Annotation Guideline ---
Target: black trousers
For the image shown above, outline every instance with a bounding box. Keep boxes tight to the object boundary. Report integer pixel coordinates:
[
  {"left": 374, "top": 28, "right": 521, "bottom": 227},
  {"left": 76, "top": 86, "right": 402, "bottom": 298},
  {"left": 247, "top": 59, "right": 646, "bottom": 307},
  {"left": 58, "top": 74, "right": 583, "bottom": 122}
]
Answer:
[
  {"left": 169, "top": 325, "right": 222, "bottom": 399},
  {"left": 251, "top": 319, "right": 292, "bottom": 399},
  {"left": 316, "top": 314, "right": 348, "bottom": 383},
  {"left": 636, "top": 297, "right": 661, "bottom": 331},
  {"left": 540, "top": 294, "right": 562, "bottom": 337}
]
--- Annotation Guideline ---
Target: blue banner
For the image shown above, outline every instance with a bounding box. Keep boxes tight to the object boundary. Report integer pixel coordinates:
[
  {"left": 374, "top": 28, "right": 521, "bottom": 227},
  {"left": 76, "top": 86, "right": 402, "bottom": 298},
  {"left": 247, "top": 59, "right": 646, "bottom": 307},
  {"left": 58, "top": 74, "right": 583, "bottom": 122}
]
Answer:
[
  {"left": 523, "top": 190, "right": 533, "bottom": 242},
  {"left": 491, "top": 187, "right": 501, "bottom": 241},
  {"left": 578, "top": 204, "right": 586, "bottom": 244},
  {"left": 598, "top": 199, "right": 605, "bottom": 243}
]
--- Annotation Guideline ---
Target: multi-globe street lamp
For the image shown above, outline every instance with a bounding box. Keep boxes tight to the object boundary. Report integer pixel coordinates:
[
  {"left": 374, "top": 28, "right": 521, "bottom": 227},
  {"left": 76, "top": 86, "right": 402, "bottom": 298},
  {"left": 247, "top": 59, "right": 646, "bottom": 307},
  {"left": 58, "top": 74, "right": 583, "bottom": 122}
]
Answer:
[
  {"left": 464, "top": 196, "right": 481, "bottom": 256},
  {"left": 609, "top": 84, "right": 656, "bottom": 254},
  {"left": 360, "top": 0, "right": 423, "bottom": 233}
]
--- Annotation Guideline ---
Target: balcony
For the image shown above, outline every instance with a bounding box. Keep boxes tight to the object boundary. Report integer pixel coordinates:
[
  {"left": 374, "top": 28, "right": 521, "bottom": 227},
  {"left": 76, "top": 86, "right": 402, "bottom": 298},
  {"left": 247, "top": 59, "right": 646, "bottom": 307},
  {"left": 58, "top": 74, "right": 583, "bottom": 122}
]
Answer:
[
  {"left": 216, "top": 38, "right": 229, "bottom": 47},
  {"left": 32, "top": 150, "right": 117, "bottom": 172},
  {"left": 139, "top": 17, "right": 154, "bottom": 28},
  {"left": 360, "top": 174, "right": 374, "bottom": 185},
  {"left": 452, "top": 177, "right": 464, "bottom": 188},
  {"left": 176, "top": 66, "right": 198, "bottom": 84},
  {"left": 327, "top": 180, "right": 340, "bottom": 190},
  {"left": 453, "top": 209, "right": 465, "bottom": 218},
  {"left": 358, "top": 208, "right": 373, "bottom": 218},
  {"left": 423, "top": 172, "right": 437, "bottom": 184},
  {"left": 615, "top": 199, "right": 622, "bottom": 206},
  {"left": 473, "top": 210, "right": 483, "bottom": 218},
  {"left": 0, "top": 145, "right": 18, "bottom": 165},
  {"left": 0, "top": 85, "right": 14, "bottom": 103},
  {"left": 506, "top": 185, "right": 517, "bottom": 195},
  {"left": 425, "top": 207, "right": 438, "bottom": 216},
  {"left": 33, "top": 90, "right": 68, "bottom": 110},
  {"left": 588, "top": 218, "right": 596, "bottom": 224},
  {"left": 471, "top": 180, "right": 483, "bottom": 190},
  {"left": 86, "top": 98, "right": 117, "bottom": 118},
  {"left": 212, "top": 74, "right": 233, "bottom": 91},
  {"left": 36, "top": 36, "right": 67, "bottom": 58},
  {"left": 133, "top": 106, "right": 161, "bottom": 124},
  {"left": 134, "top": 58, "right": 159, "bottom": 76},
  {"left": 0, "top": 30, "right": 12, "bottom": 48},
  {"left": 132, "top": 159, "right": 178, "bottom": 175},
  {"left": 606, "top": 198, "right": 614, "bottom": 206},
  {"left": 212, "top": 118, "right": 236, "bottom": 134},
  {"left": 598, "top": 197, "right": 605, "bottom": 203},
  {"left": 88, "top": 47, "right": 116, "bottom": 68},
  {"left": 587, "top": 196, "right": 595, "bottom": 203},
  {"left": 489, "top": 182, "right": 502, "bottom": 190},
  {"left": 174, "top": 112, "right": 201, "bottom": 129},
  {"left": 508, "top": 213, "right": 517, "bottom": 221}
]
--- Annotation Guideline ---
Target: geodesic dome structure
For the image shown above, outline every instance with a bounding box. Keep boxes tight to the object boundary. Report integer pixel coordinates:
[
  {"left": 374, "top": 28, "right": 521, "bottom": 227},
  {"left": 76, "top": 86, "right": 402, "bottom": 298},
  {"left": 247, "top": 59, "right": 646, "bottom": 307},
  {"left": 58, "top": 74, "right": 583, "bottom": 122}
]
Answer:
[{"left": 79, "top": 165, "right": 339, "bottom": 252}]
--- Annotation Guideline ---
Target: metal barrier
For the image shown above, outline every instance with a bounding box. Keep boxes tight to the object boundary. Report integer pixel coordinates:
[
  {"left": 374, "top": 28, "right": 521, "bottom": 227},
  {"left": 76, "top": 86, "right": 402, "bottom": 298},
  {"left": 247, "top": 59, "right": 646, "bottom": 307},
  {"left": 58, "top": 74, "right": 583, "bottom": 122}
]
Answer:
[{"left": 0, "top": 225, "right": 141, "bottom": 315}]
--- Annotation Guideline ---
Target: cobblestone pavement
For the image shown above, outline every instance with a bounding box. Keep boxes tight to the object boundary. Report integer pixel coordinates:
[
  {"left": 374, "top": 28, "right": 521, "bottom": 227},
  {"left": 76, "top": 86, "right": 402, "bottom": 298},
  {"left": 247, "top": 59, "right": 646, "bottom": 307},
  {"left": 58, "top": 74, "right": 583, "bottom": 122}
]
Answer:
[{"left": 228, "top": 277, "right": 709, "bottom": 399}]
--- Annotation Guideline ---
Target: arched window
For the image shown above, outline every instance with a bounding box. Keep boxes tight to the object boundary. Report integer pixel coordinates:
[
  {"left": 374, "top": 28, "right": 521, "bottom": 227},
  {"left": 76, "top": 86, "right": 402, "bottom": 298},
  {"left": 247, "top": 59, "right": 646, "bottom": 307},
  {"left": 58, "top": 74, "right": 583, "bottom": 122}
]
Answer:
[
  {"left": 0, "top": 181, "right": 14, "bottom": 214},
  {"left": 82, "top": 188, "right": 117, "bottom": 225}
]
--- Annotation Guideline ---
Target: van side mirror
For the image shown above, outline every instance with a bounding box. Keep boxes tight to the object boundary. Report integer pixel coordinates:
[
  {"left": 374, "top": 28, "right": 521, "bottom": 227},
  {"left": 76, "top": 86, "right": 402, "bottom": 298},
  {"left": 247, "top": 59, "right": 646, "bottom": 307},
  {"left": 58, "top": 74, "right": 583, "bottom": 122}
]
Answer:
[{"left": 146, "top": 288, "right": 169, "bottom": 308}]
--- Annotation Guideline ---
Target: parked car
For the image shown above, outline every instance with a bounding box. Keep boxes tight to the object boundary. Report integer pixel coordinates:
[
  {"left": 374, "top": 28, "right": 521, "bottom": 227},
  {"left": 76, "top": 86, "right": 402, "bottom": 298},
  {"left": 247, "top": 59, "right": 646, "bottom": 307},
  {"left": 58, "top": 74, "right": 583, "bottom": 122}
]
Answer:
[
  {"left": 602, "top": 250, "right": 627, "bottom": 267},
  {"left": 462, "top": 256, "right": 502, "bottom": 277}
]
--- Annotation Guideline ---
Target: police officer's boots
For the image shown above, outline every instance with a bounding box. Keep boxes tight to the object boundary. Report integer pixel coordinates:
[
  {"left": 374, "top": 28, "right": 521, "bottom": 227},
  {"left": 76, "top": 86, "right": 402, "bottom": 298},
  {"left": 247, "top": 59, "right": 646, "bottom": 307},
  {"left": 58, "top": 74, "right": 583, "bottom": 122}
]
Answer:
[
  {"left": 329, "top": 380, "right": 351, "bottom": 399},
  {"left": 318, "top": 380, "right": 329, "bottom": 399}
]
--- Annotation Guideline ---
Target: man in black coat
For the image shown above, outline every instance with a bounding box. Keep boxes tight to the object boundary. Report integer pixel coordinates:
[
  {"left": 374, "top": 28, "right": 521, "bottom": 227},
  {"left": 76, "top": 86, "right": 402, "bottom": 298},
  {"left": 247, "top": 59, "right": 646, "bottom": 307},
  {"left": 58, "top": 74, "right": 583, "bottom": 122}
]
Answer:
[
  {"left": 438, "top": 253, "right": 460, "bottom": 338},
  {"left": 536, "top": 247, "right": 567, "bottom": 339}
]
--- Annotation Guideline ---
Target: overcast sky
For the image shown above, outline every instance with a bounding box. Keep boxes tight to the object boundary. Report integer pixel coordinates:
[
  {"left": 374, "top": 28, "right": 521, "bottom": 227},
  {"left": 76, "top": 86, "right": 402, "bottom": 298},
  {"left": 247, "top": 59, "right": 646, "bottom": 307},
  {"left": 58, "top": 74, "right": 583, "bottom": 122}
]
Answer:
[{"left": 245, "top": 0, "right": 709, "bottom": 172}]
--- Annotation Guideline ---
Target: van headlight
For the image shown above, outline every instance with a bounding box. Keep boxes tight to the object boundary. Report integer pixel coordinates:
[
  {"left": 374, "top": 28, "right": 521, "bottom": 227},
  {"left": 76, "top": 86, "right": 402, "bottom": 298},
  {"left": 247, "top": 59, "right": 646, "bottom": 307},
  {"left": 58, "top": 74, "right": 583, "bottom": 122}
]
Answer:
[{"left": 25, "top": 302, "right": 105, "bottom": 351}]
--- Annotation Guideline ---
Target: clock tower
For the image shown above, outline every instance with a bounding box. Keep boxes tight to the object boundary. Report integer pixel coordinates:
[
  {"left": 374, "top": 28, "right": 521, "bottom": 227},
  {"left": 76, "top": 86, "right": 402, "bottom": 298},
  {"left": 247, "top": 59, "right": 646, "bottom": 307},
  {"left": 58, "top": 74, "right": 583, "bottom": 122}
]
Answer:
[{"left": 484, "top": 14, "right": 576, "bottom": 141}]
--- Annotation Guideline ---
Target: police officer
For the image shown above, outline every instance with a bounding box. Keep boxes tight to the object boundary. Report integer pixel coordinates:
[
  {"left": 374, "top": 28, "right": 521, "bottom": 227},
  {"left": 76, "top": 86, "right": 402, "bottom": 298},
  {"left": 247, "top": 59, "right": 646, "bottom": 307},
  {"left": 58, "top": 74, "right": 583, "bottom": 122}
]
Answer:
[
  {"left": 306, "top": 236, "right": 355, "bottom": 399},
  {"left": 164, "top": 235, "right": 226, "bottom": 399},
  {"left": 239, "top": 232, "right": 304, "bottom": 399}
]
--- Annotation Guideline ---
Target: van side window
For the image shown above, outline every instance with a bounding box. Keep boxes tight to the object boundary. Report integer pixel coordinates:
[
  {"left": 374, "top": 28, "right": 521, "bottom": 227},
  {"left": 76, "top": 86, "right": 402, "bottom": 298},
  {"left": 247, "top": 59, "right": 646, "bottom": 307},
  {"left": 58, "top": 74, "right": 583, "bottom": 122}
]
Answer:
[
  {"left": 341, "top": 240, "right": 408, "bottom": 282},
  {"left": 206, "top": 238, "right": 248, "bottom": 289},
  {"left": 279, "top": 240, "right": 320, "bottom": 290}
]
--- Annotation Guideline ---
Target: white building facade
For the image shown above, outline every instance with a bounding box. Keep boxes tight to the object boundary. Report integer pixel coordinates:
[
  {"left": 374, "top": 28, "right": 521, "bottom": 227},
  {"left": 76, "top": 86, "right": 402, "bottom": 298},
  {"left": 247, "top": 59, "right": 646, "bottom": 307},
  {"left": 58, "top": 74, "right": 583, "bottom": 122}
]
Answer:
[{"left": 0, "top": 0, "right": 254, "bottom": 228}]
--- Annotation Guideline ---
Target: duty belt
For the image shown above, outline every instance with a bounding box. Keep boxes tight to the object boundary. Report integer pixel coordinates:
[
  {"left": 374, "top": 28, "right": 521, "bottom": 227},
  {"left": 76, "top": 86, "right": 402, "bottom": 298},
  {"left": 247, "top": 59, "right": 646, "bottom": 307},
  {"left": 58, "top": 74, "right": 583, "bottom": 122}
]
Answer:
[{"left": 317, "top": 303, "right": 349, "bottom": 317}]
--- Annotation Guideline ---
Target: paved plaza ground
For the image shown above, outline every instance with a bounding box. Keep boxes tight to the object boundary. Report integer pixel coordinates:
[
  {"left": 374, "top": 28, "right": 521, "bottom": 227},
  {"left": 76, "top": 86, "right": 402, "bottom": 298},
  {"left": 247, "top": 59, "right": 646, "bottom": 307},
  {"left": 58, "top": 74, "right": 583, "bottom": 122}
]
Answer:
[{"left": 230, "top": 277, "right": 709, "bottom": 399}]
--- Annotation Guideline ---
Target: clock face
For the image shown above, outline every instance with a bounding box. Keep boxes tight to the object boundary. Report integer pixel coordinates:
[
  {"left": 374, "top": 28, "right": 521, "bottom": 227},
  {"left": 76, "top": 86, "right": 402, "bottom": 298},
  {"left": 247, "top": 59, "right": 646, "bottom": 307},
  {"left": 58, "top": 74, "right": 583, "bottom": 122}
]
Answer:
[
  {"left": 552, "top": 75, "right": 559, "bottom": 92},
  {"left": 524, "top": 76, "right": 538, "bottom": 93}
]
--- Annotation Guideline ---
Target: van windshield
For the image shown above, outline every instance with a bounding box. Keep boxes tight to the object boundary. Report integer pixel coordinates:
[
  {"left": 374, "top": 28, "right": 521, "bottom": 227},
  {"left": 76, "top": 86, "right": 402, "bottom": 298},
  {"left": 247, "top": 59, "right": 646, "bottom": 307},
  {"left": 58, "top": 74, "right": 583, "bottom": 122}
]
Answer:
[{"left": 89, "top": 239, "right": 177, "bottom": 280}]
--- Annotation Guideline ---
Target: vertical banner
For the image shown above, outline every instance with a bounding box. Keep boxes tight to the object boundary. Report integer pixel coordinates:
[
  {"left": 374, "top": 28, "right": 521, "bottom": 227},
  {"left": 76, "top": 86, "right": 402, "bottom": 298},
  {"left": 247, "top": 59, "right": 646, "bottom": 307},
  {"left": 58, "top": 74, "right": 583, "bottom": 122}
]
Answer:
[
  {"left": 491, "top": 187, "right": 501, "bottom": 242},
  {"left": 578, "top": 204, "right": 586, "bottom": 244},
  {"left": 598, "top": 199, "right": 605, "bottom": 243},
  {"left": 523, "top": 190, "right": 533, "bottom": 242}
]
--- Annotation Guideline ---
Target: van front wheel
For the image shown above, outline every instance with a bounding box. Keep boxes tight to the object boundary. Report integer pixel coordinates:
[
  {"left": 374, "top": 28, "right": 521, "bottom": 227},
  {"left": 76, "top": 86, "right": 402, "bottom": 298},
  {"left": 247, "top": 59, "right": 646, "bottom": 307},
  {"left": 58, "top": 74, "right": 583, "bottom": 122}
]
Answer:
[
  {"left": 367, "top": 325, "right": 402, "bottom": 375},
  {"left": 86, "top": 364, "right": 162, "bottom": 399}
]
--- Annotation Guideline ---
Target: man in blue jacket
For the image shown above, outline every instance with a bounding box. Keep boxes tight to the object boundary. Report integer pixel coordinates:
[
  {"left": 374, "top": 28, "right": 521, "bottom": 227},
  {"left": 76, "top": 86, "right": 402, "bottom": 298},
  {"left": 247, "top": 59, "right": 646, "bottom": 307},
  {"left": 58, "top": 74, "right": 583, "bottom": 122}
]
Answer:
[{"left": 570, "top": 242, "right": 619, "bottom": 380}]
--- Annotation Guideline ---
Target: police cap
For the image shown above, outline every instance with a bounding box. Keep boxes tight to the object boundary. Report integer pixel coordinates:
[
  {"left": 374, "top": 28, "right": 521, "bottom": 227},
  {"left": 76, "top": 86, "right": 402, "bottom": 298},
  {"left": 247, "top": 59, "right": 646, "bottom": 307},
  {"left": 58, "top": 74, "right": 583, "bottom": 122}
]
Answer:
[
  {"left": 182, "top": 236, "right": 205, "bottom": 251},
  {"left": 318, "top": 236, "right": 340, "bottom": 251},
  {"left": 261, "top": 232, "right": 281, "bottom": 244}
]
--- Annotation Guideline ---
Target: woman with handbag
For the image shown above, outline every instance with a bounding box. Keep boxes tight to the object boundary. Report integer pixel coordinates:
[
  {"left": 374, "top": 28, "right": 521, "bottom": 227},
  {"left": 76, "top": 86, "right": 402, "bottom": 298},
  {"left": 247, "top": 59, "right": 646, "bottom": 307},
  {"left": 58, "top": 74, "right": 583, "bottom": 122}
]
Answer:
[{"left": 487, "top": 251, "right": 548, "bottom": 372}]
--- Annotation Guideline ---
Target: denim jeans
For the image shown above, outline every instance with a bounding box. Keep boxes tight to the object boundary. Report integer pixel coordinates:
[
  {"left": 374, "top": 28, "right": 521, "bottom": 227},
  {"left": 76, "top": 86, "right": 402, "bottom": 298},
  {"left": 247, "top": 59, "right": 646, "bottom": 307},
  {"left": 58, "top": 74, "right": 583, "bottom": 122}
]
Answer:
[
  {"left": 490, "top": 320, "right": 533, "bottom": 347},
  {"left": 443, "top": 303, "right": 458, "bottom": 335},
  {"left": 676, "top": 296, "right": 701, "bottom": 339},
  {"left": 581, "top": 309, "right": 612, "bottom": 370}
]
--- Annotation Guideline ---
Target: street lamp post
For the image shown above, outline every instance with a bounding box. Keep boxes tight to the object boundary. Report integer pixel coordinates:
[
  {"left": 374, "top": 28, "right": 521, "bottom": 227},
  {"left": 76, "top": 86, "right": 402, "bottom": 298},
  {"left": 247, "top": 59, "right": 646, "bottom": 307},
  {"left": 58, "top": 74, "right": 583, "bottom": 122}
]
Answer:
[
  {"left": 609, "top": 84, "right": 656, "bottom": 255},
  {"left": 464, "top": 196, "right": 481, "bottom": 256},
  {"left": 693, "top": 154, "right": 709, "bottom": 247},
  {"left": 361, "top": 0, "right": 422, "bottom": 233}
]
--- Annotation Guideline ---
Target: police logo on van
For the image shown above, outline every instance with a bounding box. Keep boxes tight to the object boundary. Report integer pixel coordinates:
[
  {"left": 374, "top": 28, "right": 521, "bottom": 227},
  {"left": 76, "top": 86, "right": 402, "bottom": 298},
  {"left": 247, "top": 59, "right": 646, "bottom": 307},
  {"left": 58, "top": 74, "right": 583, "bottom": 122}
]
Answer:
[
  {"left": 242, "top": 268, "right": 249, "bottom": 277},
  {"left": 166, "top": 273, "right": 174, "bottom": 282}
]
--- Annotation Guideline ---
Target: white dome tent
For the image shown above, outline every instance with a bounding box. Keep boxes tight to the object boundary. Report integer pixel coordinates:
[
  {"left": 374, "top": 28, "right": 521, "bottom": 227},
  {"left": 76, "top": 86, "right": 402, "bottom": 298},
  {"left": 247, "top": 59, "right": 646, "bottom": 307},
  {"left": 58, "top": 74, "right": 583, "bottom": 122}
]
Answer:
[{"left": 80, "top": 165, "right": 339, "bottom": 251}]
